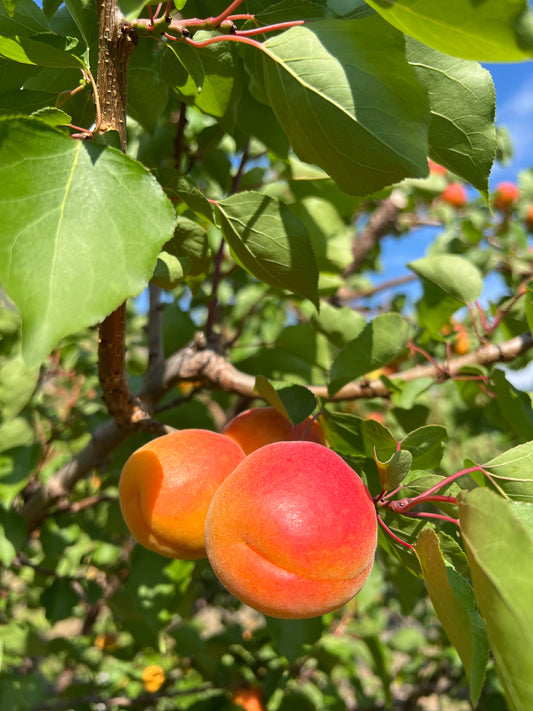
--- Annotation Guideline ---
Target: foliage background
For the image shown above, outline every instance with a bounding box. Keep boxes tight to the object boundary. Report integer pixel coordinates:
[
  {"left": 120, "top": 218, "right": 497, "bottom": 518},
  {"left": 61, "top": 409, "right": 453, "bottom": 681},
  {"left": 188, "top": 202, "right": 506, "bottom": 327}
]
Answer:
[{"left": 1, "top": 0, "right": 533, "bottom": 710}]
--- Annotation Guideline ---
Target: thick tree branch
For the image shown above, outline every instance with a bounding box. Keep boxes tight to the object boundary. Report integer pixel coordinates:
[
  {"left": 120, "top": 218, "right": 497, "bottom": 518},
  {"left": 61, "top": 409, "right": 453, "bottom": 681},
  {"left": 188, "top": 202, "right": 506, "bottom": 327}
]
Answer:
[
  {"left": 345, "top": 191, "right": 407, "bottom": 277},
  {"left": 20, "top": 331, "right": 532, "bottom": 530}
]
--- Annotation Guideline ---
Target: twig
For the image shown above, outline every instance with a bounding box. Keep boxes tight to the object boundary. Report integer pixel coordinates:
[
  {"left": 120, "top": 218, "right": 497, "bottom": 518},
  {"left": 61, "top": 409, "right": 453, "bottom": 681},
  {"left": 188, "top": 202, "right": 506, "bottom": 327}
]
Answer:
[{"left": 20, "top": 331, "right": 533, "bottom": 530}]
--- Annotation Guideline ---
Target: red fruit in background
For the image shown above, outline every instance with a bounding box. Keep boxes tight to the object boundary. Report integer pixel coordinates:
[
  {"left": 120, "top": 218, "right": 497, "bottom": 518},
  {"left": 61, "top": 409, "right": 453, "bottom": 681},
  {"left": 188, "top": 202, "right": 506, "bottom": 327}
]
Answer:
[
  {"left": 441, "top": 182, "right": 467, "bottom": 208},
  {"left": 525, "top": 204, "right": 533, "bottom": 232},
  {"left": 428, "top": 159, "right": 447, "bottom": 176},
  {"left": 494, "top": 181, "right": 519, "bottom": 212}
]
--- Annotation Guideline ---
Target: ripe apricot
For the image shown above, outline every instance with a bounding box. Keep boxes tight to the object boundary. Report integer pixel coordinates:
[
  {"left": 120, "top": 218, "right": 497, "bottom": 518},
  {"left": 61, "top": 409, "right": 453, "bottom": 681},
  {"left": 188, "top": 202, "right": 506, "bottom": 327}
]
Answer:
[
  {"left": 441, "top": 182, "right": 467, "bottom": 208},
  {"left": 142, "top": 664, "right": 165, "bottom": 693},
  {"left": 221, "top": 407, "right": 326, "bottom": 455},
  {"left": 206, "top": 441, "right": 377, "bottom": 619},
  {"left": 232, "top": 686, "right": 265, "bottom": 711},
  {"left": 119, "top": 430, "right": 245, "bottom": 559},
  {"left": 493, "top": 181, "right": 519, "bottom": 212}
]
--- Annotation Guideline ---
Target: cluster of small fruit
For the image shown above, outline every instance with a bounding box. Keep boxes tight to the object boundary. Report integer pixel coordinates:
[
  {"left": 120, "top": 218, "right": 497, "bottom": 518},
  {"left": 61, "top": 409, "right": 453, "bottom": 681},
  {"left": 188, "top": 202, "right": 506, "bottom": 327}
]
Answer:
[
  {"left": 430, "top": 161, "right": 532, "bottom": 227},
  {"left": 119, "top": 408, "right": 378, "bottom": 620}
]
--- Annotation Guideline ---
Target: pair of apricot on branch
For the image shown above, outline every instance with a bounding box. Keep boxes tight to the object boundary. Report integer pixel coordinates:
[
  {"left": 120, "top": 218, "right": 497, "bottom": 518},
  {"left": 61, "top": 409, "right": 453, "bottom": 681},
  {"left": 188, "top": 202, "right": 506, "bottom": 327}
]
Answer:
[{"left": 119, "top": 407, "right": 378, "bottom": 619}]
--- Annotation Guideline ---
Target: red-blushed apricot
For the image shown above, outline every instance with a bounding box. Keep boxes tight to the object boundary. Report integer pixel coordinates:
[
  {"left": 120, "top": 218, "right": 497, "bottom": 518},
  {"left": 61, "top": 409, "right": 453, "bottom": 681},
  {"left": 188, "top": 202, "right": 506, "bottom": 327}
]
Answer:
[
  {"left": 221, "top": 407, "right": 326, "bottom": 455},
  {"left": 428, "top": 159, "right": 447, "bottom": 176},
  {"left": 205, "top": 441, "right": 377, "bottom": 619},
  {"left": 119, "top": 430, "right": 245, "bottom": 559}
]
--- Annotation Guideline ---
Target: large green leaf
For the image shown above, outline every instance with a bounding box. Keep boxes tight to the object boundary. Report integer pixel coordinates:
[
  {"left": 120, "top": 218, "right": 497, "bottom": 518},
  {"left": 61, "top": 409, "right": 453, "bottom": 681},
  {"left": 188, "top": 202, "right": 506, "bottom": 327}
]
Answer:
[
  {"left": 401, "top": 425, "right": 447, "bottom": 470},
  {"left": 414, "top": 528, "right": 489, "bottom": 706},
  {"left": 216, "top": 192, "right": 319, "bottom": 307},
  {"left": 406, "top": 39, "right": 496, "bottom": 196},
  {"left": 459, "top": 488, "right": 533, "bottom": 711},
  {"left": 0, "top": 0, "right": 49, "bottom": 36},
  {"left": 329, "top": 313, "right": 411, "bottom": 395},
  {"left": 0, "top": 33, "right": 84, "bottom": 68},
  {"left": 483, "top": 440, "right": 533, "bottom": 503},
  {"left": 491, "top": 369, "right": 533, "bottom": 443},
  {"left": 366, "top": 0, "right": 533, "bottom": 61},
  {"left": 409, "top": 255, "right": 483, "bottom": 304},
  {"left": 255, "top": 16, "right": 429, "bottom": 195},
  {"left": 0, "top": 118, "right": 176, "bottom": 366}
]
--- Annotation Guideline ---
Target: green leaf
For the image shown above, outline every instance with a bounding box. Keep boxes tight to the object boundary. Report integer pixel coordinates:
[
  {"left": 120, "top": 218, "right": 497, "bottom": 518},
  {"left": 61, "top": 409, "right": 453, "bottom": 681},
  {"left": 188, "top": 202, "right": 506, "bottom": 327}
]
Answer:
[
  {"left": 256, "top": 16, "right": 429, "bottom": 195},
  {"left": 0, "top": 446, "right": 38, "bottom": 507},
  {"left": 459, "top": 488, "right": 533, "bottom": 711},
  {"left": 406, "top": 39, "right": 496, "bottom": 196},
  {"left": 216, "top": 192, "right": 319, "bottom": 307},
  {"left": 0, "top": 506, "right": 26, "bottom": 566},
  {"left": 374, "top": 448, "right": 412, "bottom": 491},
  {"left": 320, "top": 410, "right": 366, "bottom": 456},
  {"left": 0, "top": 355, "right": 38, "bottom": 421},
  {"left": 127, "top": 66, "right": 169, "bottom": 136},
  {"left": 254, "top": 375, "right": 317, "bottom": 426},
  {"left": 409, "top": 255, "right": 483, "bottom": 305},
  {"left": 310, "top": 302, "right": 366, "bottom": 348},
  {"left": 0, "top": 33, "right": 85, "bottom": 68},
  {"left": 491, "top": 369, "right": 533, "bottom": 442},
  {"left": 401, "top": 425, "right": 447, "bottom": 470},
  {"left": 483, "top": 440, "right": 533, "bottom": 503},
  {"left": 151, "top": 251, "right": 186, "bottom": 290},
  {"left": 156, "top": 169, "right": 214, "bottom": 222},
  {"left": 414, "top": 528, "right": 489, "bottom": 705},
  {"left": 265, "top": 616, "right": 325, "bottom": 662},
  {"left": 361, "top": 418, "right": 398, "bottom": 460},
  {"left": 0, "top": 118, "right": 177, "bottom": 366},
  {"left": 42, "top": 577, "right": 79, "bottom": 624},
  {"left": 366, "top": 0, "right": 533, "bottom": 62},
  {"left": 64, "top": 0, "right": 97, "bottom": 47},
  {"left": 0, "top": 0, "right": 49, "bottom": 36},
  {"left": 329, "top": 313, "right": 410, "bottom": 395},
  {"left": 525, "top": 281, "right": 533, "bottom": 336}
]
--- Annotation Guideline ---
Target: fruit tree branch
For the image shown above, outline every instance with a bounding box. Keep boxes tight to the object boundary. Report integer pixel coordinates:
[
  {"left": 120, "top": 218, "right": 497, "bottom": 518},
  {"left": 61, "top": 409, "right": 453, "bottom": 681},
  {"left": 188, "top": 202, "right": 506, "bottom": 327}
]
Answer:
[{"left": 20, "top": 331, "right": 532, "bottom": 530}]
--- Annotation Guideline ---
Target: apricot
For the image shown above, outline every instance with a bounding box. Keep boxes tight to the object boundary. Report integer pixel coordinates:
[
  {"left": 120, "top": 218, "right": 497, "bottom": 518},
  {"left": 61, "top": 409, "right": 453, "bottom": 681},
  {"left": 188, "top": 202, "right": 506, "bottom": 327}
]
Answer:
[
  {"left": 494, "top": 181, "right": 519, "bottom": 212},
  {"left": 205, "top": 441, "right": 377, "bottom": 619},
  {"left": 221, "top": 406, "right": 326, "bottom": 455},
  {"left": 232, "top": 686, "right": 265, "bottom": 711},
  {"left": 119, "top": 430, "right": 245, "bottom": 559},
  {"left": 526, "top": 204, "right": 533, "bottom": 232},
  {"left": 441, "top": 182, "right": 467, "bottom": 208},
  {"left": 428, "top": 159, "right": 447, "bottom": 176},
  {"left": 142, "top": 664, "right": 165, "bottom": 693}
]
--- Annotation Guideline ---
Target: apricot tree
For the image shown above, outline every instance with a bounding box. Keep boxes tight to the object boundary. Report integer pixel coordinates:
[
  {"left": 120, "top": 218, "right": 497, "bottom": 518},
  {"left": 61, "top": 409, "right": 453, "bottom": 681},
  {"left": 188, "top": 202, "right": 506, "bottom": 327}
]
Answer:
[{"left": 1, "top": 0, "right": 533, "bottom": 709}]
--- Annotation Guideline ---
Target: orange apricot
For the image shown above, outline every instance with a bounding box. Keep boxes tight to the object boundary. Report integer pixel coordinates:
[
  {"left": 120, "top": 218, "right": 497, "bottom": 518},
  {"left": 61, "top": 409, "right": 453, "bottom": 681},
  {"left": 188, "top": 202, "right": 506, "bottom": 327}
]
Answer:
[
  {"left": 525, "top": 203, "right": 533, "bottom": 232},
  {"left": 206, "top": 441, "right": 377, "bottom": 619},
  {"left": 232, "top": 686, "right": 265, "bottom": 711},
  {"left": 119, "top": 430, "right": 245, "bottom": 559},
  {"left": 428, "top": 159, "right": 447, "bottom": 176},
  {"left": 493, "top": 181, "right": 519, "bottom": 212},
  {"left": 221, "top": 407, "right": 326, "bottom": 455},
  {"left": 142, "top": 665, "right": 165, "bottom": 693},
  {"left": 441, "top": 182, "right": 467, "bottom": 208}
]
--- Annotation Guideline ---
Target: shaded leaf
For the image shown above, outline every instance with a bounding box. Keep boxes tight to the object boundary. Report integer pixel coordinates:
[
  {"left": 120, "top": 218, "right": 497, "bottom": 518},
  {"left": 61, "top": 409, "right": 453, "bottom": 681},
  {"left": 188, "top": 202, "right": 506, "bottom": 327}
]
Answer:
[
  {"left": 216, "top": 192, "right": 319, "bottom": 306},
  {"left": 401, "top": 425, "right": 447, "bottom": 470},
  {"left": 254, "top": 375, "right": 317, "bottom": 426},
  {"left": 375, "top": 448, "right": 412, "bottom": 491},
  {"left": 329, "top": 313, "right": 410, "bottom": 395},
  {"left": 459, "top": 488, "right": 533, "bottom": 711},
  {"left": 406, "top": 39, "right": 496, "bottom": 196},
  {"left": 256, "top": 16, "right": 429, "bottom": 195},
  {"left": 491, "top": 369, "right": 533, "bottom": 442},
  {"left": 414, "top": 528, "right": 489, "bottom": 705}
]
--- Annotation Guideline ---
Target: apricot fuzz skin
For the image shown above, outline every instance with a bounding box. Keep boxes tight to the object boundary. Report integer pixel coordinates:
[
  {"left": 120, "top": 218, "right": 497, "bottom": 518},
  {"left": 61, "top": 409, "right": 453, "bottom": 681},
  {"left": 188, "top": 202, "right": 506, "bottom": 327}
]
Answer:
[
  {"left": 119, "top": 429, "right": 245, "bottom": 560},
  {"left": 221, "top": 406, "right": 327, "bottom": 455},
  {"left": 205, "top": 441, "right": 378, "bottom": 619}
]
